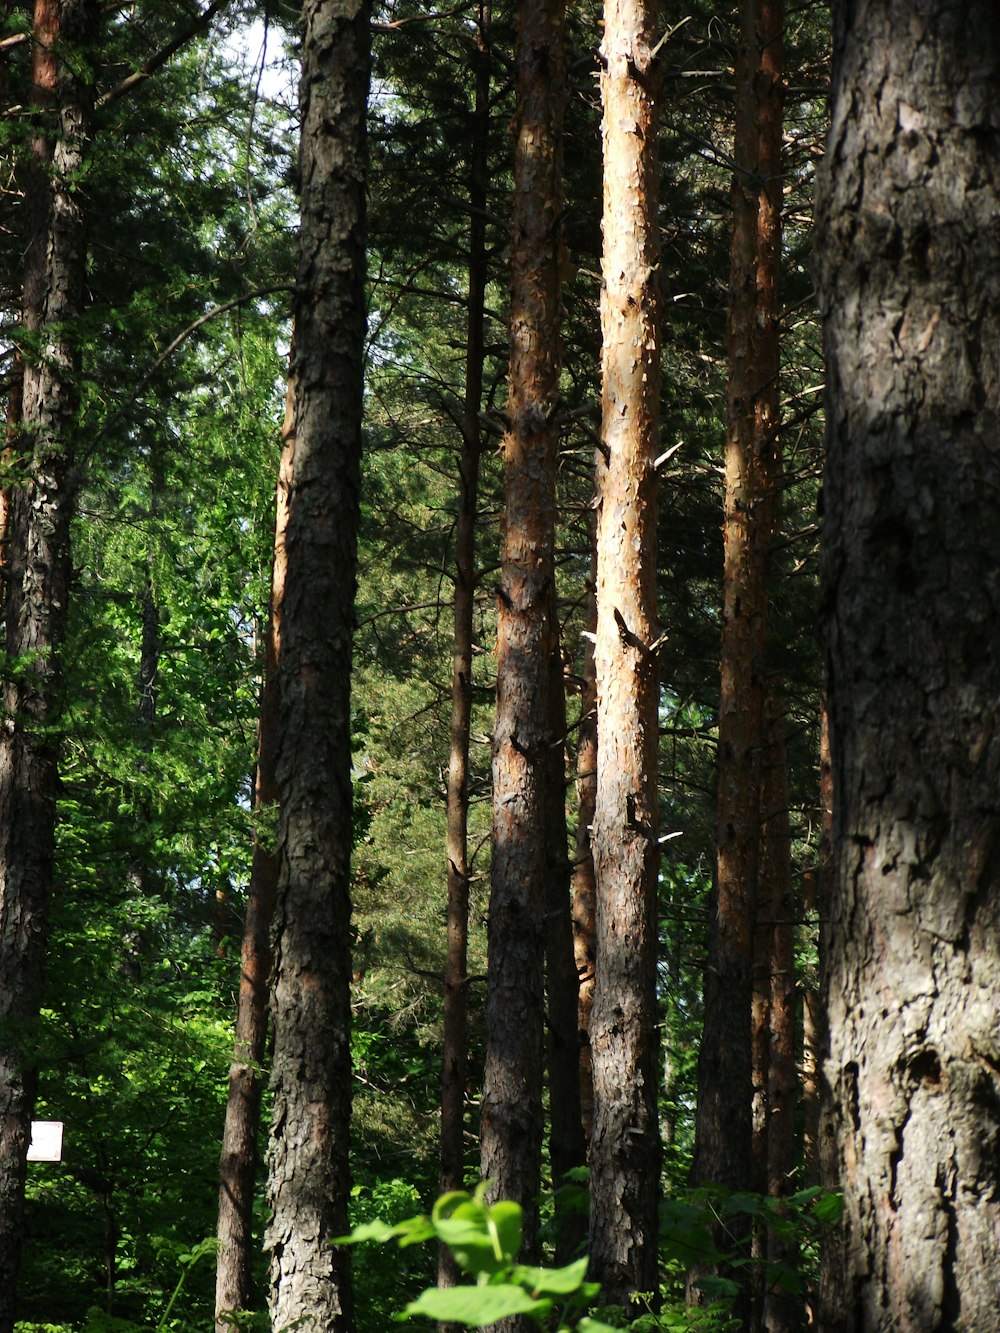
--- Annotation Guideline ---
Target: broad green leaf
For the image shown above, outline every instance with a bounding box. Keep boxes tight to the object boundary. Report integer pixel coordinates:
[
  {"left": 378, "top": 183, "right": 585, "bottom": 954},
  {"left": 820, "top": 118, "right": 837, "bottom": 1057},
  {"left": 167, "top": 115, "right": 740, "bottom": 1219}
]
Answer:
[
  {"left": 514, "top": 1256, "right": 590, "bottom": 1296},
  {"left": 404, "top": 1284, "right": 551, "bottom": 1325}
]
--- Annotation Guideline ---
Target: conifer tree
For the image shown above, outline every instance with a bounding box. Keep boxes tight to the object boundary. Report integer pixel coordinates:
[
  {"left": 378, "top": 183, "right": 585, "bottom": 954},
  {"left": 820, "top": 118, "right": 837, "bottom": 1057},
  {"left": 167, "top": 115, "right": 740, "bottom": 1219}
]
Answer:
[
  {"left": 265, "top": 1, "right": 370, "bottom": 1327},
  {"left": 588, "top": 0, "right": 663, "bottom": 1306},
  {"left": 481, "top": 0, "right": 569, "bottom": 1290},
  {"left": 819, "top": 2, "right": 1000, "bottom": 1324}
]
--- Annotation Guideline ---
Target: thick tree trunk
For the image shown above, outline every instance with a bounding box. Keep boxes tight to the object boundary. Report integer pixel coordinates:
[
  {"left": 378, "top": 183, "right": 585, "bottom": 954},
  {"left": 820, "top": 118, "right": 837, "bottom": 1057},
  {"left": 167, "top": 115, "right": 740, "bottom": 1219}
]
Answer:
[
  {"left": 265, "top": 3, "right": 369, "bottom": 1329},
  {"left": 215, "top": 386, "right": 294, "bottom": 1329},
  {"left": 481, "top": 3, "right": 566, "bottom": 1293},
  {"left": 818, "top": 4, "right": 1000, "bottom": 1327},
  {"left": 588, "top": 0, "right": 662, "bottom": 1306},
  {"left": 439, "top": 8, "right": 491, "bottom": 1282},
  {"left": 0, "top": 4, "right": 98, "bottom": 1327}
]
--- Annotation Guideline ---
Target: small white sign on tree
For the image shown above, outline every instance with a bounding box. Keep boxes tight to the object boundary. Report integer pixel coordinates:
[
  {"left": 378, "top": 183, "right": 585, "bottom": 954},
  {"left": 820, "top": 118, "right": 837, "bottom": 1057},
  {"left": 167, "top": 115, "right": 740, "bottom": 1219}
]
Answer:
[{"left": 27, "top": 1121, "right": 64, "bottom": 1162}]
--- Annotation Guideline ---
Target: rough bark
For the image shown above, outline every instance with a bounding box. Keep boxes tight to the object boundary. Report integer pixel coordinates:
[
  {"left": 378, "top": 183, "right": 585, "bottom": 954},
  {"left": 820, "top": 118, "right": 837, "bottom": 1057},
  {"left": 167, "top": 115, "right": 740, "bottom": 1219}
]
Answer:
[
  {"left": 481, "top": 3, "right": 566, "bottom": 1291},
  {"left": 818, "top": 4, "right": 1000, "bottom": 1328},
  {"left": 694, "top": 0, "right": 784, "bottom": 1220},
  {"left": 215, "top": 385, "right": 294, "bottom": 1329},
  {"left": 588, "top": 0, "right": 662, "bottom": 1306},
  {"left": 265, "top": 3, "right": 369, "bottom": 1329},
  {"left": 439, "top": 0, "right": 491, "bottom": 1266},
  {"left": 0, "top": 4, "right": 98, "bottom": 1327}
]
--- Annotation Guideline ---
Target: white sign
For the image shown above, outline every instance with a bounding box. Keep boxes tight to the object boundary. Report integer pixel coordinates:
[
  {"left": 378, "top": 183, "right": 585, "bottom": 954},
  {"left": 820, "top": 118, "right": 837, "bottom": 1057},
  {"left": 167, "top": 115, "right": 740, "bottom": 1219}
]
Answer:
[{"left": 27, "top": 1121, "right": 64, "bottom": 1162}]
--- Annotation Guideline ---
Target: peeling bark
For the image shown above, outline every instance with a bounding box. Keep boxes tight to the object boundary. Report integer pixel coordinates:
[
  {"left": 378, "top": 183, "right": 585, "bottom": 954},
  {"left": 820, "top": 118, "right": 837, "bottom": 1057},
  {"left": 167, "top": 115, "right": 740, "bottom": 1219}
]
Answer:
[
  {"left": 588, "top": 0, "right": 662, "bottom": 1306},
  {"left": 818, "top": 4, "right": 1000, "bottom": 1327}
]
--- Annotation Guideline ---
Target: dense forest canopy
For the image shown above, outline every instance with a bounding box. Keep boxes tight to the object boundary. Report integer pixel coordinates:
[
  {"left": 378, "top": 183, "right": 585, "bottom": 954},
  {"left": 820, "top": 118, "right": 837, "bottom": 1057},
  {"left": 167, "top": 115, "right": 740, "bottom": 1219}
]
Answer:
[{"left": 1, "top": 2, "right": 997, "bottom": 1332}]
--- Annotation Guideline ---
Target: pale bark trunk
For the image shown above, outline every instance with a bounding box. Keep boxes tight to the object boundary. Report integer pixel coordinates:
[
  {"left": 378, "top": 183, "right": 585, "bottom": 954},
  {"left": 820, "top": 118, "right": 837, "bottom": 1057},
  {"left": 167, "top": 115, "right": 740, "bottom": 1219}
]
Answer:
[
  {"left": 481, "top": 6, "right": 567, "bottom": 1301},
  {"left": 265, "top": 3, "right": 369, "bottom": 1329},
  {"left": 588, "top": 0, "right": 662, "bottom": 1306},
  {"left": 215, "top": 385, "right": 294, "bottom": 1329},
  {"left": 818, "top": 3, "right": 1000, "bottom": 1326},
  {"left": 0, "top": 3, "right": 99, "bottom": 1327}
]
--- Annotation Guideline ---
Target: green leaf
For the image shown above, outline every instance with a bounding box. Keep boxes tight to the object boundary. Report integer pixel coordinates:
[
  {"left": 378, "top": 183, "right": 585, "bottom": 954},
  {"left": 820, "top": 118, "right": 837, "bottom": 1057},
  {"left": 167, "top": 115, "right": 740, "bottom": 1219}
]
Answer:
[
  {"left": 577, "top": 1320, "right": 621, "bottom": 1333},
  {"left": 812, "top": 1190, "right": 844, "bottom": 1225},
  {"left": 403, "top": 1284, "right": 551, "bottom": 1325},
  {"left": 514, "top": 1256, "right": 590, "bottom": 1296}
]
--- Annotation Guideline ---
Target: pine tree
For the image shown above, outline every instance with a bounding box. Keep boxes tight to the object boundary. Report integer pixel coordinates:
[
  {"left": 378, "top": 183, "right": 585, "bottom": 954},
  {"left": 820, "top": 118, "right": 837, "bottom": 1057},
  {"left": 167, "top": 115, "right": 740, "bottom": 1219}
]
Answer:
[
  {"left": 265, "top": 1, "right": 370, "bottom": 1328},
  {"left": 818, "top": 2, "right": 1000, "bottom": 1325},
  {"left": 588, "top": 0, "right": 663, "bottom": 1306}
]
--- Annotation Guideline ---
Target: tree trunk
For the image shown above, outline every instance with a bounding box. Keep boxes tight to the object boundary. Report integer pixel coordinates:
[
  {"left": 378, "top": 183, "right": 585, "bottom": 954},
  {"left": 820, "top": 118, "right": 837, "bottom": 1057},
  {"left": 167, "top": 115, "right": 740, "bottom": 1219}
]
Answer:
[
  {"left": 818, "top": 4, "right": 1000, "bottom": 1326},
  {"left": 265, "top": 3, "right": 369, "bottom": 1329},
  {"left": 543, "top": 606, "right": 586, "bottom": 1261},
  {"left": 758, "top": 691, "right": 798, "bottom": 1333},
  {"left": 588, "top": 0, "right": 662, "bottom": 1306},
  {"left": 570, "top": 538, "right": 597, "bottom": 1146},
  {"left": 0, "top": 4, "right": 99, "bottom": 1327},
  {"left": 215, "top": 384, "right": 294, "bottom": 1329},
  {"left": 439, "top": 7, "right": 491, "bottom": 1287},
  {"left": 693, "top": 0, "right": 784, "bottom": 1230},
  {"left": 481, "top": 2, "right": 567, "bottom": 1292}
]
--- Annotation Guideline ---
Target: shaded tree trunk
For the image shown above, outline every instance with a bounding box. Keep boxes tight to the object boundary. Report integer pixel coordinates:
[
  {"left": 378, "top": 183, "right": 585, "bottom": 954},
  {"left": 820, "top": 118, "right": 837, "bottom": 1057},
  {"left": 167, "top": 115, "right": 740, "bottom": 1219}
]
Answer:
[
  {"left": 0, "top": 4, "right": 99, "bottom": 1327},
  {"left": 439, "top": 11, "right": 491, "bottom": 1302},
  {"left": 265, "top": 3, "right": 369, "bottom": 1328},
  {"left": 543, "top": 608, "right": 586, "bottom": 1261},
  {"left": 480, "top": 2, "right": 567, "bottom": 1313},
  {"left": 757, "top": 690, "right": 798, "bottom": 1333},
  {"left": 570, "top": 538, "right": 597, "bottom": 1146},
  {"left": 818, "top": 4, "right": 1000, "bottom": 1327},
  {"left": 693, "top": 0, "right": 784, "bottom": 1218},
  {"left": 215, "top": 384, "right": 294, "bottom": 1329},
  {"left": 588, "top": 0, "right": 662, "bottom": 1306}
]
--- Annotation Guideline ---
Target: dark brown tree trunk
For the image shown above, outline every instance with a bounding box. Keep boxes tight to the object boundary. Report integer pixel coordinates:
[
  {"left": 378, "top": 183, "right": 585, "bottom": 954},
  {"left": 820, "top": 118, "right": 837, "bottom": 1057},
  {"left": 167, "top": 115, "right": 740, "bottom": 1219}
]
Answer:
[
  {"left": 265, "top": 3, "right": 369, "bottom": 1328},
  {"left": 215, "top": 385, "right": 294, "bottom": 1329},
  {"left": 570, "top": 546, "right": 597, "bottom": 1146},
  {"left": 694, "top": 0, "right": 784, "bottom": 1209},
  {"left": 543, "top": 609, "right": 586, "bottom": 1261},
  {"left": 818, "top": 4, "right": 1000, "bottom": 1327},
  {"left": 570, "top": 562, "right": 594, "bottom": 1146},
  {"left": 588, "top": 0, "right": 662, "bottom": 1306},
  {"left": 0, "top": 5, "right": 99, "bottom": 1328},
  {"left": 758, "top": 691, "right": 798, "bottom": 1333},
  {"left": 438, "top": 8, "right": 491, "bottom": 1293},
  {"left": 480, "top": 0, "right": 567, "bottom": 1306},
  {"left": 802, "top": 696, "right": 830, "bottom": 1194}
]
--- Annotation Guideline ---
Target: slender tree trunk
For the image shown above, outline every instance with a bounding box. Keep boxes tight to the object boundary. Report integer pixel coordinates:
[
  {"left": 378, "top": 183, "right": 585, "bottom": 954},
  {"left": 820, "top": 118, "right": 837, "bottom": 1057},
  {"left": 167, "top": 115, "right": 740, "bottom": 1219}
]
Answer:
[
  {"left": 818, "top": 5, "right": 1000, "bottom": 1328},
  {"left": 215, "top": 385, "right": 294, "bottom": 1329},
  {"left": 480, "top": 0, "right": 567, "bottom": 1302},
  {"left": 758, "top": 691, "right": 798, "bottom": 1333},
  {"left": 0, "top": 4, "right": 99, "bottom": 1328},
  {"left": 588, "top": 0, "right": 662, "bottom": 1306},
  {"left": 265, "top": 3, "right": 369, "bottom": 1328},
  {"left": 543, "top": 609, "right": 586, "bottom": 1261},
  {"left": 570, "top": 543, "right": 597, "bottom": 1146},
  {"left": 438, "top": 4, "right": 491, "bottom": 1281},
  {"left": 694, "top": 0, "right": 784, "bottom": 1222}
]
